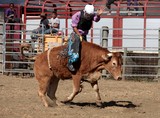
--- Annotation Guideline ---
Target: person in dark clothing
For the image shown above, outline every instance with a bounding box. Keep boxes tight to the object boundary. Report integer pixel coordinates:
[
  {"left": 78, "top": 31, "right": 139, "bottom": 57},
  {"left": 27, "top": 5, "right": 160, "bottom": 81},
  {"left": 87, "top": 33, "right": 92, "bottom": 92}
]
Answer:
[
  {"left": 31, "top": 13, "right": 50, "bottom": 39},
  {"left": 106, "top": 0, "right": 117, "bottom": 15},
  {"left": 67, "top": 4, "right": 103, "bottom": 72},
  {"left": 5, "top": 3, "right": 17, "bottom": 23},
  {"left": 44, "top": 11, "right": 60, "bottom": 34},
  {"left": 127, "top": 0, "right": 139, "bottom": 16},
  {"left": 5, "top": 3, "right": 20, "bottom": 31},
  {"left": 52, "top": 4, "right": 57, "bottom": 13}
]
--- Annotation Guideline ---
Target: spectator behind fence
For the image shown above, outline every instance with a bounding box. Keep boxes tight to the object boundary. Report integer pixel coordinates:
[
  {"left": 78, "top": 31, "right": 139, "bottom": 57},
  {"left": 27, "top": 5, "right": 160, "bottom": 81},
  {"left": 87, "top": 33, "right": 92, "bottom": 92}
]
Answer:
[
  {"left": 127, "top": 0, "right": 139, "bottom": 16},
  {"left": 52, "top": 4, "right": 57, "bottom": 13},
  {"left": 5, "top": 3, "right": 18, "bottom": 23},
  {"left": 31, "top": 13, "right": 50, "bottom": 39},
  {"left": 106, "top": 0, "right": 117, "bottom": 15},
  {"left": 44, "top": 11, "right": 60, "bottom": 34},
  {"left": 5, "top": 3, "right": 20, "bottom": 31}
]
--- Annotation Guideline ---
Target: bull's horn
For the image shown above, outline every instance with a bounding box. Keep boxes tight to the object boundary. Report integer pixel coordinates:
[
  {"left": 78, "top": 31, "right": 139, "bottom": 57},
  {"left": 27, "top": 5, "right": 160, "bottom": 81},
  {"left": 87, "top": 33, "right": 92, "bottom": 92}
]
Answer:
[
  {"left": 107, "top": 53, "right": 112, "bottom": 57},
  {"left": 102, "top": 53, "right": 112, "bottom": 61}
]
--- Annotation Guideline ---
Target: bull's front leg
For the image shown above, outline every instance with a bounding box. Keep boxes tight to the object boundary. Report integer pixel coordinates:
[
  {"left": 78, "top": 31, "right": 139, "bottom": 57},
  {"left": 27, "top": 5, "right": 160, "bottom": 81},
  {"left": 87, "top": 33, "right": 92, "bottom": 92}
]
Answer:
[
  {"left": 91, "top": 81, "right": 103, "bottom": 107},
  {"left": 62, "top": 74, "right": 82, "bottom": 103},
  {"left": 37, "top": 76, "right": 50, "bottom": 107}
]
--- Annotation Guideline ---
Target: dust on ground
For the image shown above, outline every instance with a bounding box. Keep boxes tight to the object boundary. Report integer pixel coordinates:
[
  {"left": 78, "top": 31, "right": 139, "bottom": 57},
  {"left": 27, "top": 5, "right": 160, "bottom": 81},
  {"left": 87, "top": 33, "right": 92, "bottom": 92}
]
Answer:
[{"left": 0, "top": 75, "right": 160, "bottom": 118}]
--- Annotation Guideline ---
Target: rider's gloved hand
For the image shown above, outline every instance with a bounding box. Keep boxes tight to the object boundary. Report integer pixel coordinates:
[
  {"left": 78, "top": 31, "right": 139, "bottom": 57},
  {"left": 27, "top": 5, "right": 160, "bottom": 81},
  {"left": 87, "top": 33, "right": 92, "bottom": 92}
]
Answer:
[{"left": 80, "top": 36, "right": 83, "bottom": 42}]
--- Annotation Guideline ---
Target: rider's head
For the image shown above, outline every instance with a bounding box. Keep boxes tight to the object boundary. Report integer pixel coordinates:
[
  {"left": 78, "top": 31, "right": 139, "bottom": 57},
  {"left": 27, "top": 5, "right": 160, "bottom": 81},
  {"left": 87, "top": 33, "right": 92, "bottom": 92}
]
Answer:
[{"left": 84, "top": 4, "right": 94, "bottom": 20}]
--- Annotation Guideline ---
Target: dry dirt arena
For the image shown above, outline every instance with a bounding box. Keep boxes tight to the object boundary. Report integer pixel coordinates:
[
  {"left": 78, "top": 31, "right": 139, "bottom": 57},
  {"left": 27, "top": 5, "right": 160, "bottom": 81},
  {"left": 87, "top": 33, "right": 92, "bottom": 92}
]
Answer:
[{"left": 0, "top": 74, "right": 160, "bottom": 118}]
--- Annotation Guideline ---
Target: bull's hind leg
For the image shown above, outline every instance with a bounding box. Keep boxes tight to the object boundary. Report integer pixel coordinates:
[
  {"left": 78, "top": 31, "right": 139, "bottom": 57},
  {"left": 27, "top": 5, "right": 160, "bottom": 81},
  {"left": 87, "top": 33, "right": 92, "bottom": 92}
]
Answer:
[
  {"left": 37, "top": 76, "right": 50, "bottom": 107},
  {"left": 62, "top": 75, "right": 82, "bottom": 103},
  {"left": 47, "top": 77, "right": 62, "bottom": 106},
  {"left": 91, "top": 81, "right": 103, "bottom": 107}
]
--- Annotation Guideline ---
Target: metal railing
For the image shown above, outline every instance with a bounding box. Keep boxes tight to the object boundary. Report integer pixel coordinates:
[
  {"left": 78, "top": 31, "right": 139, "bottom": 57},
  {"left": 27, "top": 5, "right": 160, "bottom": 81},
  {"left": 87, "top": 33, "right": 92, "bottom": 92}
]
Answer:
[
  {"left": 101, "top": 26, "right": 160, "bottom": 81},
  {"left": 1, "top": 23, "right": 40, "bottom": 75},
  {"left": 0, "top": 22, "right": 160, "bottom": 82}
]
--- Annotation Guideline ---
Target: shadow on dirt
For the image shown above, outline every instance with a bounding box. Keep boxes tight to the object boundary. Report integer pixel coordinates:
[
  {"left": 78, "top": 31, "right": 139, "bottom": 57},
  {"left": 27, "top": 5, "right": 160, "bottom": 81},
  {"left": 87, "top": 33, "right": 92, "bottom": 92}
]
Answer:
[{"left": 64, "top": 100, "right": 138, "bottom": 108}]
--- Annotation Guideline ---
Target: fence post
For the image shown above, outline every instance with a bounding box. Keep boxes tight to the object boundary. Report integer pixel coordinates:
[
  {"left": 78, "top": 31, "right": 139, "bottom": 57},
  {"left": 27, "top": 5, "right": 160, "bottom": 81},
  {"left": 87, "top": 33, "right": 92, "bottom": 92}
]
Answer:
[
  {"left": 101, "top": 26, "right": 109, "bottom": 48},
  {"left": 101, "top": 26, "right": 109, "bottom": 78},
  {"left": 122, "top": 47, "right": 127, "bottom": 80},
  {"left": 157, "top": 28, "right": 160, "bottom": 82},
  {"left": 0, "top": 22, "right": 3, "bottom": 74}
]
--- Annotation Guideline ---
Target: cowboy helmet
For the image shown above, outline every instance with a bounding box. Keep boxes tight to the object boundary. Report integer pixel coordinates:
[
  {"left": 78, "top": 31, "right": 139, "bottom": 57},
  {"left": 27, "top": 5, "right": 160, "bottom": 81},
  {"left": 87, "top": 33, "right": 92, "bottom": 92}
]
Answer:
[{"left": 84, "top": 4, "right": 94, "bottom": 14}]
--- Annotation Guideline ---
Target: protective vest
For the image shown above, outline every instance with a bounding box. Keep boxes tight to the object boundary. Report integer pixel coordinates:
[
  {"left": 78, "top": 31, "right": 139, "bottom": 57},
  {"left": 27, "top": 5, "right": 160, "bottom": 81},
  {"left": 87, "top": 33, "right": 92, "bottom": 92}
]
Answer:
[{"left": 77, "top": 10, "right": 94, "bottom": 31}]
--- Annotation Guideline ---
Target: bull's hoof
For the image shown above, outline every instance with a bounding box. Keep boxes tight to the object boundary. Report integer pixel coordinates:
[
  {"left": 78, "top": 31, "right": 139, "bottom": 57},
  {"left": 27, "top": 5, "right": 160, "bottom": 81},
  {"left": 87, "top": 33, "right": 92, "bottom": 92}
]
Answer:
[
  {"left": 96, "top": 101, "right": 104, "bottom": 108},
  {"left": 61, "top": 98, "right": 72, "bottom": 104},
  {"left": 56, "top": 100, "right": 65, "bottom": 106},
  {"left": 61, "top": 100, "right": 70, "bottom": 104},
  {"left": 44, "top": 103, "right": 49, "bottom": 107},
  {"left": 57, "top": 102, "right": 65, "bottom": 106},
  {"left": 78, "top": 84, "right": 83, "bottom": 93}
]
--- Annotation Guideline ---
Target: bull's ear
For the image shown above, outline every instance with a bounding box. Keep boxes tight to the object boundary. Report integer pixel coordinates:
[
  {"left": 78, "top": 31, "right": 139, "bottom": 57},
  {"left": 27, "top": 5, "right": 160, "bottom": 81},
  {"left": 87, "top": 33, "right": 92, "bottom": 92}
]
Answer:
[{"left": 101, "top": 53, "right": 112, "bottom": 60}]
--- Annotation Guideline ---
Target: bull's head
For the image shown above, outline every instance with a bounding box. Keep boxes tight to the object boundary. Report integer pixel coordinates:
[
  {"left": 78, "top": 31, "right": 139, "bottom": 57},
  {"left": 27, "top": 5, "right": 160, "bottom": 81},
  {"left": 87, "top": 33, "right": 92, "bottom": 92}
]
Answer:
[{"left": 102, "top": 52, "right": 123, "bottom": 80}]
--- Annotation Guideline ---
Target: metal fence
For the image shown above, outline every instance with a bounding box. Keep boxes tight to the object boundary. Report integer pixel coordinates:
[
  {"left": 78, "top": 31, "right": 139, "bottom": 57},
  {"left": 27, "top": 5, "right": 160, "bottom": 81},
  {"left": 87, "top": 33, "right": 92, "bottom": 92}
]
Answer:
[
  {"left": 0, "top": 22, "right": 160, "bottom": 81},
  {"left": 122, "top": 47, "right": 160, "bottom": 81},
  {"left": 1, "top": 23, "right": 38, "bottom": 76},
  {"left": 101, "top": 26, "right": 160, "bottom": 81}
]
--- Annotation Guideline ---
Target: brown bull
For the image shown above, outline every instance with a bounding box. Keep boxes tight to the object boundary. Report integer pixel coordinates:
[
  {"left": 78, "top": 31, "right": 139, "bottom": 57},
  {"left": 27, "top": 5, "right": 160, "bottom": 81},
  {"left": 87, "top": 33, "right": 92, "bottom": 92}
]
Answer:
[{"left": 33, "top": 41, "right": 122, "bottom": 107}]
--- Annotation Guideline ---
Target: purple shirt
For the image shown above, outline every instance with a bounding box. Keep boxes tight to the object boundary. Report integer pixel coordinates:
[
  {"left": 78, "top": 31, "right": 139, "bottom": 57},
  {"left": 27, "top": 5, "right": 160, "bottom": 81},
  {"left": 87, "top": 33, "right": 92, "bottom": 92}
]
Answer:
[
  {"left": 71, "top": 11, "right": 100, "bottom": 35},
  {"left": 5, "top": 8, "right": 16, "bottom": 17}
]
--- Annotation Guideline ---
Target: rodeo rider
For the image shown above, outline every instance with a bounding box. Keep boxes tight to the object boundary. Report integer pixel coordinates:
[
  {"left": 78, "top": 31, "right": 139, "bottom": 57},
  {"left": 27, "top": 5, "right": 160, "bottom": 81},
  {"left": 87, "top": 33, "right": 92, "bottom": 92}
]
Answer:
[{"left": 67, "top": 4, "right": 104, "bottom": 72}]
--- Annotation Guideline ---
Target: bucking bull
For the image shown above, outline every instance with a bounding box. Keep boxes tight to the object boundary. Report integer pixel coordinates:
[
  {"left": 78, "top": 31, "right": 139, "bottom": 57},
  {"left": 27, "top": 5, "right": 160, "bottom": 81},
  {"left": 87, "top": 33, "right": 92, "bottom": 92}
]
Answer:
[{"left": 21, "top": 41, "right": 123, "bottom": 107}]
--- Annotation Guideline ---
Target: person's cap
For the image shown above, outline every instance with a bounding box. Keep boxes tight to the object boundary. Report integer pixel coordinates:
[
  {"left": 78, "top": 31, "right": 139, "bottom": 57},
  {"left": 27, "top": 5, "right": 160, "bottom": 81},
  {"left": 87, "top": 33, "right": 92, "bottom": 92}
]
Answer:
[
  {"left": 40, "top": 13, "right": 46, "bottom": 17},
  {"left": 84, "top": 4, "right": 94, "bottom": 14}
]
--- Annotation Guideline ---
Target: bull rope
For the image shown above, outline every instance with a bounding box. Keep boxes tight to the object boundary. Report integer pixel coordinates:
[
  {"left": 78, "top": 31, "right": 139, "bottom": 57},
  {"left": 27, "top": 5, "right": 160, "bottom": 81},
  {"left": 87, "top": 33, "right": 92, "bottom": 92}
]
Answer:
[{"left": 47, "top": 47, "right": 54, "bottom": 70}]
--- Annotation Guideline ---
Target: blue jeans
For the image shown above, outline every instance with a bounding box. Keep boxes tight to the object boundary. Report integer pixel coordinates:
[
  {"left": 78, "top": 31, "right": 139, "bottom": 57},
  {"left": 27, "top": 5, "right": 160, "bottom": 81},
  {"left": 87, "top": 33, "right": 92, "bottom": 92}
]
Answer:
[
  {"left": 44, "top": 28, "right": 58, "bottom": 34},
  {"left": 67, "top": 33, "right": 81, "bottom": 64}
]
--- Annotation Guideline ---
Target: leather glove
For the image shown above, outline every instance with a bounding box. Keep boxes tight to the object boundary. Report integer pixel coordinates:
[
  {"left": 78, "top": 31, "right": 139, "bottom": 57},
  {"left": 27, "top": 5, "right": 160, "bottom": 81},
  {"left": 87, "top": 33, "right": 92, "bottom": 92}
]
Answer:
[{"left": 80, "top": 36, "right": 83, "bottom": 42}]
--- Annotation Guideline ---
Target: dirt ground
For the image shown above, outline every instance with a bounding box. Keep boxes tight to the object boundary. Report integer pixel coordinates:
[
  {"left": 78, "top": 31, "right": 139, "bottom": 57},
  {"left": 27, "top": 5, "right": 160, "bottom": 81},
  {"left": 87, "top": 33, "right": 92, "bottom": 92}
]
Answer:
[{"left": 0, "top": 74, "right": 160, "bottom": 118}]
